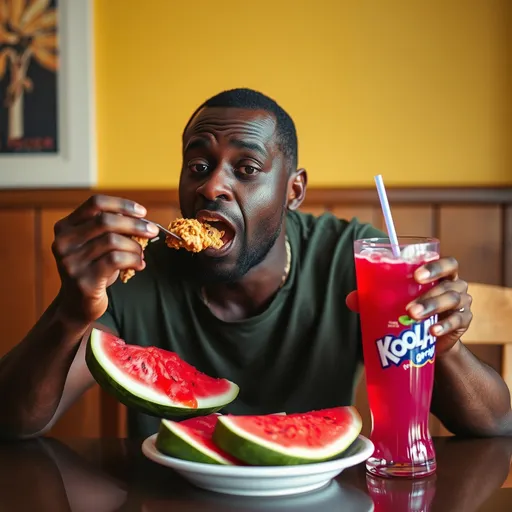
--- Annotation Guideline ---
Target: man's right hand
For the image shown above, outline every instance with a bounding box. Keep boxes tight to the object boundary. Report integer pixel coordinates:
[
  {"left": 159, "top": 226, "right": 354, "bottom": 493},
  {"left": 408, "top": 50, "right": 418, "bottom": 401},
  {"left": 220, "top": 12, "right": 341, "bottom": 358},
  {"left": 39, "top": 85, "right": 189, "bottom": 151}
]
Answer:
[{"left": 52, "top": 195, "right": 159, "bottom": 325}]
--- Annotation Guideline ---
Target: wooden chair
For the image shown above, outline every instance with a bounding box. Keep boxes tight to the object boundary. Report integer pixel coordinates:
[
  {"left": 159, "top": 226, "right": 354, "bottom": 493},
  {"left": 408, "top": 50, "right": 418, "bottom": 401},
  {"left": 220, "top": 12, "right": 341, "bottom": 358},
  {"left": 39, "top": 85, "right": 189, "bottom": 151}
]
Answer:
[{"left": 463, "top": 282, "right": 512, "bottom": 396}]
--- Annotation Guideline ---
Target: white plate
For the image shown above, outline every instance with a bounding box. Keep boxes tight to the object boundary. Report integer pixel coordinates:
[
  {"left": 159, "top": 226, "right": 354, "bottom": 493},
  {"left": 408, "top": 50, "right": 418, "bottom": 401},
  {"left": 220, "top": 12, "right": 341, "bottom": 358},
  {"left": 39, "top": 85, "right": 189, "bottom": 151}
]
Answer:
[{"left": 141, "top": 433, "right": 374, "bottom": 497}]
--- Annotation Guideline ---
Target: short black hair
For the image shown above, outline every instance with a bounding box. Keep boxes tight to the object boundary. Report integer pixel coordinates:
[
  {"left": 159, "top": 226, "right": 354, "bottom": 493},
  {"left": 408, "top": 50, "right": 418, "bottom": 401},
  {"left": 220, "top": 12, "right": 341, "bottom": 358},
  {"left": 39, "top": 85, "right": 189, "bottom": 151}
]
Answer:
[{"left": 183, "top": 88, "right": 298, "bottom": 170}]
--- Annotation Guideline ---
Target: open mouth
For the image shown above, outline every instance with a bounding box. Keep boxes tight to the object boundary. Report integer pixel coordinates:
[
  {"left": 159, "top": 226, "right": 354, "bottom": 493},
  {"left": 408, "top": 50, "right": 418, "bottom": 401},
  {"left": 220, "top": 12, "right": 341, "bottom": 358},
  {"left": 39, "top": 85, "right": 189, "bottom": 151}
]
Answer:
[
  {"left": 202, "top": 218, "right": 235, "bottom": 245},
  {"left": 195, "top": 212, "right": 236, "bottom": 254}
]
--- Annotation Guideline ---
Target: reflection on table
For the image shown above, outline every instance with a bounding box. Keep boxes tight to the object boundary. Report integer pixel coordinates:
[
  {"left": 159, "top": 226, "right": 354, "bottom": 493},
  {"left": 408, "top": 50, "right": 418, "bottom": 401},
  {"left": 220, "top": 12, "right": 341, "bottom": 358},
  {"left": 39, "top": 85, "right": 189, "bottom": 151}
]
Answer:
[{"left": 0, "top": 436, "right": 510, "bottom": 511}]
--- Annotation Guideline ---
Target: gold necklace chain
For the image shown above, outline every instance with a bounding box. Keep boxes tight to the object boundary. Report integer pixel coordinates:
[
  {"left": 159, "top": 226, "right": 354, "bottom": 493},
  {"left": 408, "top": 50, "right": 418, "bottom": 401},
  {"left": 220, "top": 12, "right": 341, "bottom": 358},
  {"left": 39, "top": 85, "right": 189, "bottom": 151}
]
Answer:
[
  {"left": 201, "top": 236, "right": 291, "bottom": 306},
  {"left": 281, "top": 236, "right": 291, "bottom": 287}
]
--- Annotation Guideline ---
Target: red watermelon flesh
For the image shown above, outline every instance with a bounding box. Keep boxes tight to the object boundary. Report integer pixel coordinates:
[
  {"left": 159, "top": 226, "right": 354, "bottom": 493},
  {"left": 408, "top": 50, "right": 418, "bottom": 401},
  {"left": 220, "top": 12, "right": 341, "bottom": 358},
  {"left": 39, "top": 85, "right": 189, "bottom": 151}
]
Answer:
[
  {"left": 230, "top": 407, "right": 359, "bottom": 449},
  {"left": 156, "top": 412, "right": 288, "bottom": 465},
  {"left": 164, "top": 414, "right": 242, "bottom": 465},
  {"left": 103, "top": 338, "right": 231, "bottom": 408},
  {"left": 213, "top": 407, "right": 363, "bottom": 465},
  {"left": 86, "top": 329, "right": 239, "bottom": 417},
  {"left": 180, "top": 413, "right": 221, "bottom": 432}
]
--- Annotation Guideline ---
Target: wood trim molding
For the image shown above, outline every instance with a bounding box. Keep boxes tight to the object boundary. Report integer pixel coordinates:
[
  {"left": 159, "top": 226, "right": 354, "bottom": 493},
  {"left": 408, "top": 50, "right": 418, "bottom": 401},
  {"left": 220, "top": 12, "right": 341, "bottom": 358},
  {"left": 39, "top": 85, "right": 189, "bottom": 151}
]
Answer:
[{"left": 0, "top": 186, "right": 511, "bottom": 208}]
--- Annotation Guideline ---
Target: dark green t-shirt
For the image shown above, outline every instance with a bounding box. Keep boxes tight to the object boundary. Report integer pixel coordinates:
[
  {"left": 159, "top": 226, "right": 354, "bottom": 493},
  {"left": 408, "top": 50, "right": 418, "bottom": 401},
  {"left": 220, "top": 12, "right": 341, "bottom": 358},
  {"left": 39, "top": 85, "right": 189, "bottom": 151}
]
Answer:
[{"left": 97, "top": 211, "right": 383, "bottom": 438}]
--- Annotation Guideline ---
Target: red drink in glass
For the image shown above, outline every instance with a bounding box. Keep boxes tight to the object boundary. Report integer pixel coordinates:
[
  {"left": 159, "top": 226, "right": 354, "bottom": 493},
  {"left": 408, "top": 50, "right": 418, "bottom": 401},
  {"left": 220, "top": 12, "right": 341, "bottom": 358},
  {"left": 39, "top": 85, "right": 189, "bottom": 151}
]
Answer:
[{"left": 354, "top": 237, "right": 440, "bottom": 478}]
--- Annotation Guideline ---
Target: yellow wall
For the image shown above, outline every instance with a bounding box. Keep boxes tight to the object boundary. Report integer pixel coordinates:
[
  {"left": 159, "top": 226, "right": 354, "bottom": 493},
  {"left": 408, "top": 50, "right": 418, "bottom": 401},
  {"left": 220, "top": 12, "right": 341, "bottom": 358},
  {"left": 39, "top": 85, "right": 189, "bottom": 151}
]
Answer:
[{"left": 94, "top": 0, "right": 512, "bottom": 188}]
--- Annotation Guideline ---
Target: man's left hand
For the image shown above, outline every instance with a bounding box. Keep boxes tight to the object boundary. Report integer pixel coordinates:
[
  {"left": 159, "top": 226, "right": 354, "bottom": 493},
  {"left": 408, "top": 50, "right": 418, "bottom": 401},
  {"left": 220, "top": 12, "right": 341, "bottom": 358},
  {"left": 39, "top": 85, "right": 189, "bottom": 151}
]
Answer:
[{"left": 346, "top": 256, "right": 473, "bottom": 356}]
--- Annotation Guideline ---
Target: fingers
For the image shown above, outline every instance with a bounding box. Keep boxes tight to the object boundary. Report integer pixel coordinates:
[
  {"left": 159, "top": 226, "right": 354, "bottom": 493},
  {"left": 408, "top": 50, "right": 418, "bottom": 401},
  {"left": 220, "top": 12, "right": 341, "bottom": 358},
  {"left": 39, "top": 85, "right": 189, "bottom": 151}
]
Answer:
[
  {"left": 430, "top": 294, "right": 473, "bottom": 336},
  {"left": 60, "top": 233, "right": 145, "bottom": 278},
  {"left": 345, "top": 290, "right": 360, "bottom": 313},
  {"left": 408, "top": 289, "right": 463, "bottom": 320},
  {"left": 54, "top": 212, "right": 158, "bottom": 257},
  {"left": 407, "top": 278, "right": 472, "bottom": 327},
  {"left": 414, "top": 256, "right": 459, "bottom": 284},
  {"left": 61, "top": 194, "right": 147, "bottom": 227},
  {"left": 73, "top": 250, "right": 146, "bottom": 296},
  {"left": 89, "top": 250, "right": 146, "bottom": 281},
  {"left": 407, "top": 278, "right": 468, "bottom": 307}
]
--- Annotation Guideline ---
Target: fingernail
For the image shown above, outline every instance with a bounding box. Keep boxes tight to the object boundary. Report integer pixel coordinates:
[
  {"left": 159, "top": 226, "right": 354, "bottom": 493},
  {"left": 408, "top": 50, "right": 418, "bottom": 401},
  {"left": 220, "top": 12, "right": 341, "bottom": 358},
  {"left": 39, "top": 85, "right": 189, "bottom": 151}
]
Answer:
[
  {"left": 134, "top": 203, "right": 146, "bottom": 215},
  {"left": 146, "top": 223, "right": 159, "bottom": 235},
  {"left": 415, "top": 269, "right": 430, "bottom": 281},
  {"left": 432, "top": 324, "right": 444, "bottom": 335},
  {"left": 408, "top": 304, "right": 424, "bottom": 317}
]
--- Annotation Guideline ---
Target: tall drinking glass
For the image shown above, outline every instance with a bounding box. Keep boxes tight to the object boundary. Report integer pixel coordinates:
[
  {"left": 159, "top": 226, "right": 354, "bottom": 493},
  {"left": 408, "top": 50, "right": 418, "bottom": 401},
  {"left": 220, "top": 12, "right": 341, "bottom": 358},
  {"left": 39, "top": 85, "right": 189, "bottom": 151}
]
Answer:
[{"left": 354, "top": 236, "right": 440, "bottom": 478}]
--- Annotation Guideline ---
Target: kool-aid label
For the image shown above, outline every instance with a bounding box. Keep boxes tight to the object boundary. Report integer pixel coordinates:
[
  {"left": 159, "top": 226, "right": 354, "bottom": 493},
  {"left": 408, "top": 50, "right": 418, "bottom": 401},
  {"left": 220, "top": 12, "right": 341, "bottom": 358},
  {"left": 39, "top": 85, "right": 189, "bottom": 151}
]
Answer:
[{"left": 376, "top": 315, "right": 438, "bottom": 369}]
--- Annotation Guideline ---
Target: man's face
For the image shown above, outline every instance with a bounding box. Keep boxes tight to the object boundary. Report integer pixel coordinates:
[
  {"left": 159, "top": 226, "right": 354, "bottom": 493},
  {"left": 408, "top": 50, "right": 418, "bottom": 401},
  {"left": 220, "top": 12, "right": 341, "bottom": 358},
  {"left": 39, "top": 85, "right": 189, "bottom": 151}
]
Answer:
[{"left": 178, "top": 107, "right": 290, "bottom": 283}]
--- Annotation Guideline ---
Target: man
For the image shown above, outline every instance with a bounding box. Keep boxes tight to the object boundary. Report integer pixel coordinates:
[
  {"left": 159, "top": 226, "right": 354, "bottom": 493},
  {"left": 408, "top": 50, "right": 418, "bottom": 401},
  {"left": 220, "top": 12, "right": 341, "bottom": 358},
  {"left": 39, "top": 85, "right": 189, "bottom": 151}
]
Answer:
[{"left": 0, "top": 88, "right": 510, "bottom": 439}]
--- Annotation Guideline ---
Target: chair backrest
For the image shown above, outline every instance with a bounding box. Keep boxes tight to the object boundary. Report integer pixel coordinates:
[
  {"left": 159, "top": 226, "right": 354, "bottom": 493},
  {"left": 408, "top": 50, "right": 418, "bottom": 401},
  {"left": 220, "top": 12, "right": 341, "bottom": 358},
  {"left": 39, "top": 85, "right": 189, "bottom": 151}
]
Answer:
[
  {"left": 463, "top": 282, "right": 512, "bottom": 399},
  {"left": 464, "top": 282, "right": 512, "bottom": 345}
]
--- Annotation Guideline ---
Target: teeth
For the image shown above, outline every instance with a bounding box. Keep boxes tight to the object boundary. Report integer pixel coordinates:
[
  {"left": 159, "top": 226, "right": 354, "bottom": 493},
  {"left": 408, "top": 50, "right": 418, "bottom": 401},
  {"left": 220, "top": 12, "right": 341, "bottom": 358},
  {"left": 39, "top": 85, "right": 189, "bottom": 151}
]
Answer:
[{"left": 201, "top": 217, "right": 222, "bottom": 223}]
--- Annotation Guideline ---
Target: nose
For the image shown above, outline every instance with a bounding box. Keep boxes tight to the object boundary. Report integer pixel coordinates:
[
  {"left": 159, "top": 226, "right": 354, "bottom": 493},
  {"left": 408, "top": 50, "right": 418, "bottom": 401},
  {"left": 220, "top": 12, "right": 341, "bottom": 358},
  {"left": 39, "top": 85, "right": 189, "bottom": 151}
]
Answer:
[{"left": 196, "top": 166, "right": 233, "bottom": 202}]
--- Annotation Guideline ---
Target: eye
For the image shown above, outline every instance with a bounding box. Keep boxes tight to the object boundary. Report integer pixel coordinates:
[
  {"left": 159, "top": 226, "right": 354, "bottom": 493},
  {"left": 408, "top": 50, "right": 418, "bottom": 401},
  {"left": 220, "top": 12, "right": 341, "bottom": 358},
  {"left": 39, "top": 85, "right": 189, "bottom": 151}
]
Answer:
[
  {"left": 188, "top": 163, "right": 210, "bottom": 174},
  {"left": 238, "top": 165, "right": 260, "bottom": 176}
]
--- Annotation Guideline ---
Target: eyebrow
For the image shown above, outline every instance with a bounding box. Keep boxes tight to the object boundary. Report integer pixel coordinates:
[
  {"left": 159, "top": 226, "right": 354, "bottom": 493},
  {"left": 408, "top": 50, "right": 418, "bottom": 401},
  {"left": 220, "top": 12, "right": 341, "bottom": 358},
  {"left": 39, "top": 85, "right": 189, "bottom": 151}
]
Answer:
[
  {"left": 184, "top": 138, "right": 210, "bottom": 153},
  {"left": 229, "top": 139, "right": 267, "bottom": 158}
]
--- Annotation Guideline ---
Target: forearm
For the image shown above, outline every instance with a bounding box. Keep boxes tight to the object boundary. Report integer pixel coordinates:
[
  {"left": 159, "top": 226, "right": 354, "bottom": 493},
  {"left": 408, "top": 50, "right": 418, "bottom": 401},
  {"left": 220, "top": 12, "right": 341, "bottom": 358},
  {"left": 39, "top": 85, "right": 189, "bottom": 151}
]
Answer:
[
  {"left": 0, "top": 296, "right": 90, "bottom": 438},
  {"left": 431, "top": 341, "right": 512, "bottom": 437}
]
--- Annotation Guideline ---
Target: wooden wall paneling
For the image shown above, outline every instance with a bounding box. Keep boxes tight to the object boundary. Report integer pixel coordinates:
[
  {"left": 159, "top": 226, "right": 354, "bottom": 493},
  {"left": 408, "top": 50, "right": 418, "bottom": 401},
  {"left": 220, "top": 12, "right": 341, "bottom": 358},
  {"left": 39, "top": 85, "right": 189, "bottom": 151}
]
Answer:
[
  {"left": 504, "top": 205, "right": 512, "bottom": 288},
  {"left": 0, "top": 209, "right": 37, "bottom": 356},
  {"left": 438, "top": 205, "right": 502, "bottom": 285},
  {"left": 377, "top": 206, "right": 436, "bottom": 238},
  {"left": 2, "top": 187, "right": 512, "bottom": 209},
  {"left": 40, "top": 209, "right": 70, "bottom": 312},
  {"left": 40, "top": 208, "right": 101, "bottom": 439},
  {"left": 502, "top": 206, "right": 512, "bottom": 401}
]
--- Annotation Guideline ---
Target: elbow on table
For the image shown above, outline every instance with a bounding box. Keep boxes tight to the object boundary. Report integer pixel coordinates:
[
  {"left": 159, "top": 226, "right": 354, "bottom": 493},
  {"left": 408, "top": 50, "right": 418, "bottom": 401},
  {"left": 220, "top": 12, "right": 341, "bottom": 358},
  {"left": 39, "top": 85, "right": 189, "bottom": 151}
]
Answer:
[
  {"left": 494, "top": 410, "right": 512, "bottom": 437},
  {"left": 441, "top": 410, "right": 512, "bottom": 438}
]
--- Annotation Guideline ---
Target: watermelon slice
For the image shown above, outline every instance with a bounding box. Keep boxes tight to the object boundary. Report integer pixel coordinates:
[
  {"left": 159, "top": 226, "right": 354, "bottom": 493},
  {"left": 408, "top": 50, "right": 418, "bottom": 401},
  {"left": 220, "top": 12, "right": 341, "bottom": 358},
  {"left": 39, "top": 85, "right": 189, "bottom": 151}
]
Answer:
[
  {"left": 155, "top": 413, "right": 242, "bottom": 465},
  {"left": 212, "top": 406, "right": 362, "bottom": 466},
  {"left": 155, "top": 412, "right": 287, "bottom": 465},
  {"left": 86, "top": 328, "right": 240, "bottom": 418}
]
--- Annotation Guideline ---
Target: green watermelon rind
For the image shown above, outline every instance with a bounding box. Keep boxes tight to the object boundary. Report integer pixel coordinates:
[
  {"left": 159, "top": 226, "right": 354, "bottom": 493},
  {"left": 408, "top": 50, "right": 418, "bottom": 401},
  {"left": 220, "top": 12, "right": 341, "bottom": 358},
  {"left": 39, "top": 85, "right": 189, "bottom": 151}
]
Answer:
[
  {"left": 85, "top": 328, "right": 240, "bottom": 419},
  {"left": 155, "top": 419, "right": 236, "bottom": 465},
  {"left": 212, "top": 407, "right": 363, "bottom": 466}
]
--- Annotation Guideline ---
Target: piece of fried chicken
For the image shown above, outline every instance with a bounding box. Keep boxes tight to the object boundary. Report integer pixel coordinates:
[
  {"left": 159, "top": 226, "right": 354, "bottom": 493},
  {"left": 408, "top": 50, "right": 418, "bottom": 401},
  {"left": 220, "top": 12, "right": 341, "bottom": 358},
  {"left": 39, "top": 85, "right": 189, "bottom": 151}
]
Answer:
[
  {"left": 119, "top": 236, "right": 149, "bottom": 283},
  {"left": 165, "top": 218, "right": 224, "bottom": 252},
  {"left": 120, "top": 218, "right": 224, "bottom": 283}
]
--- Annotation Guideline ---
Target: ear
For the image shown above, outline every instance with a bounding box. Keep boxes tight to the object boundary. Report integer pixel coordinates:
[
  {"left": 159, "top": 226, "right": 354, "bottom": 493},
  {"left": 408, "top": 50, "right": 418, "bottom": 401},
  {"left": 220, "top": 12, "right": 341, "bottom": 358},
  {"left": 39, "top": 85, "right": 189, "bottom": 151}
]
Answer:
[{"left": 286, "top": 168, "right": 307, "bottom": 211}]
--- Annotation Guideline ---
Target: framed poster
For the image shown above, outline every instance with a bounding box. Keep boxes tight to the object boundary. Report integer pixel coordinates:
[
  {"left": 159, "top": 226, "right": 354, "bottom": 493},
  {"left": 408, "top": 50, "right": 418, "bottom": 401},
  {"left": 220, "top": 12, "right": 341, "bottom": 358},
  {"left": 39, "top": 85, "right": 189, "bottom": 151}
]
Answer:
[{"left": 0, "top": 0, "right": 96, "bottom": 187}]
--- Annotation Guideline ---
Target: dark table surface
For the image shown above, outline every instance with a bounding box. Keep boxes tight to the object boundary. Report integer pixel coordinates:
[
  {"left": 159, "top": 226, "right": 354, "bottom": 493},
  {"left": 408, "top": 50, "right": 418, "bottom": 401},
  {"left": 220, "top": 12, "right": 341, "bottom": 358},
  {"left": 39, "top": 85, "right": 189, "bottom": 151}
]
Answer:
[{"left": 0, "top": 435, "right": 511, "bottom": 511}]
